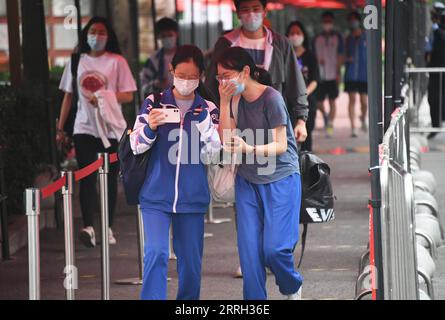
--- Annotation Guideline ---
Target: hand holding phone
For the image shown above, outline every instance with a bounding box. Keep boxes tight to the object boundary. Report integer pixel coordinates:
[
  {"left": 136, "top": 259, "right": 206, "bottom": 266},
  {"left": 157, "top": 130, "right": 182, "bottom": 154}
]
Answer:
[
  {"left": 158, "top": 109, "right": 181, "bottom": 124},
  {"left": 148, "top": 109, "right": 179, "bottom": 131}
]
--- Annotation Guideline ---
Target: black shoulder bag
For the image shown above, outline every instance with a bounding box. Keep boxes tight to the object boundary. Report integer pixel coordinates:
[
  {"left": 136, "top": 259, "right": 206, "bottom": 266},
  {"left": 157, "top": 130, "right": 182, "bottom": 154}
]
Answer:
[
  {"left": 297, "top": 151, "right": 336, "bottom": 268},
  {"left": 64, "top": 53, "right": 81, "bottom": 137},
  {"left": 118, "top": 93, "right": 162, "bottom": 206}
]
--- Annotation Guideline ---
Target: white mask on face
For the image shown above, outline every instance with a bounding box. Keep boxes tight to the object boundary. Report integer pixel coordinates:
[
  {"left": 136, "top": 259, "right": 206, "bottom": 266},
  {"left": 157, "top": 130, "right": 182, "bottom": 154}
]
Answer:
[
  {"left": 240, "top": 12, "right": 264, "bottom": 32},
  {"left": 289, "top": 35, "right": 305, "bottom": 48},
  {"left": 174, "top": 77, "right": 200, "bottom": 96}
]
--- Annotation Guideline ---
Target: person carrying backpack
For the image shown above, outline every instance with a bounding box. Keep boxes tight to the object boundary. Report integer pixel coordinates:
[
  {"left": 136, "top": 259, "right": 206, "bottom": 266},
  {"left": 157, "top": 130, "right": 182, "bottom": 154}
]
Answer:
[
  {"left": 130, "top": 45, "right": 221, "bottom": 300},
  {"left": 217, "top": 47, "right": 303, "bottom": 300}
]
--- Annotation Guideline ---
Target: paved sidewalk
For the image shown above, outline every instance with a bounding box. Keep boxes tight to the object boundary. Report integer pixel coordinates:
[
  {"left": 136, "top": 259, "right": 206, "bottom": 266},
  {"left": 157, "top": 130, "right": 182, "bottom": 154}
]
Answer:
[{"left": 0, "top": 148, "right": 370, "bottom": 300}]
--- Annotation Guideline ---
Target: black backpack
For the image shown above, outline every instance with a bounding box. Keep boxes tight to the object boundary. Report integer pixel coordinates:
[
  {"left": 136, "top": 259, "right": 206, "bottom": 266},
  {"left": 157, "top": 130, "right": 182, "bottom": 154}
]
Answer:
[
  {"left": 64, "top": 53, "right": 81, "bottom": 137},
  {"left": 118, "top": 93, "right": 162, "bottom": 206},
  {"left": 297, "top": 151, "right": 335, "bottom": 268}
]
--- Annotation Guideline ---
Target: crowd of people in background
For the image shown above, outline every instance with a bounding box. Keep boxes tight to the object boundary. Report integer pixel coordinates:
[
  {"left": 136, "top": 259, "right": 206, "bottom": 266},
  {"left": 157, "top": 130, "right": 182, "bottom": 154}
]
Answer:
[
  {"left": 56, "top": 0, "right": 445, "bottom": 302},
  {"left": 141, "top": 7, "right": 370, "bottom": 148}
]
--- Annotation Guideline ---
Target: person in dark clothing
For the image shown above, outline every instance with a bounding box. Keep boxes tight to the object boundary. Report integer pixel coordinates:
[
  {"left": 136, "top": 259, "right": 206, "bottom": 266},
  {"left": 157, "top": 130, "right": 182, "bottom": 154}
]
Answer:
[
  {"left": 427, "top": 11, "right": 445, "bottom": 139},
  {"left": 344, "top": 11, "right": 368, "bottom": 138},
  {"left": 140, "top": 18, "right": 179, "bottom": 100},
  {"left": 286, "top": 21, "right": 320, "bottom": 152}
]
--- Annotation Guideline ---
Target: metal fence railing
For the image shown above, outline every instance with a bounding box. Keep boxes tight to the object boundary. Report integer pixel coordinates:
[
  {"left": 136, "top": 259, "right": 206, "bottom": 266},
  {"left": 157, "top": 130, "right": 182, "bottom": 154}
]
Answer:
[
  {"left": 380, "top": 105, "right": 419, "bottom": 300},
  {"left": 405, "top": 67, "right": 445, "bottom": 134}
]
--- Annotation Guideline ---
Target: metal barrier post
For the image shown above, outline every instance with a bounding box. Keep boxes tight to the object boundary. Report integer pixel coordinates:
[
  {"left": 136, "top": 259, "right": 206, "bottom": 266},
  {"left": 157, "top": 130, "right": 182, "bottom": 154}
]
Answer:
[
  {"left": 136, "top": 206, "right": 145, "bottom": 279},
  {"left": 169, "top": 225, "right": 177, "bottom": 260},
  {"left": 439, "top": 72, "right": 443, "bottom": 129},
  {"left": 115, "top": 206, "right": 144, "bottom": 285},
  {"left": 380, "top": 107, "right": 420, "bottom": 300},
  {"left": 98, "top": 153, "right": 110, "bottom": 300},
  {"left": 206, "top": 199, "right": 232, "bottom": 224},
  {"left": 0, "top": 147, "right": 10, "bottom": 260},
  {"left": 25, "top": 188, "right": 41, "bottom": 300},
  {"left": 61, "top": 171, "right": 76, "bottom": 300}
]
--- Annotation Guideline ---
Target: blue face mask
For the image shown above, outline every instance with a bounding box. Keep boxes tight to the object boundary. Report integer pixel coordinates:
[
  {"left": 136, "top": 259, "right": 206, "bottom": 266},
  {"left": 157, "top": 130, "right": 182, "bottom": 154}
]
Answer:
[
  {"left": 87, "top": 35, "right": 108, "bottom": 52},
  {"left": 161, "top": 36, "right": 177, "bottom": 50},
  {"left": 350, "top": 20, "right": 361, "bottom": 30},
  {"left": 225, "top": 74, "right": 246, "bottom": 96}
]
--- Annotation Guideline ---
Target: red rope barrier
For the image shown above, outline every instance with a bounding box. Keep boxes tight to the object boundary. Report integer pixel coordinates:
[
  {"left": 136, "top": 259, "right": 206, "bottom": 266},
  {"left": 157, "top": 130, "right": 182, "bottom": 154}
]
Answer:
[
  {"left": 38, "top": 153, "right": 119, "bottom": 199},
  {"left": 41, "top": 176, "right": 66, "bottom": 200},
  {"left": 74, "top": 158, "right": 104, "bottom": 182},
  {"left": 110, "top": 153, "right": 118, "bottom": 164}
]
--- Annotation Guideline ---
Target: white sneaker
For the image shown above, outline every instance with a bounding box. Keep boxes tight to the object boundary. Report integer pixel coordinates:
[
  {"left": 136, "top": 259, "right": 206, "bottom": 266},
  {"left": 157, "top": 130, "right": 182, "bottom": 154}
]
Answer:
[
  {"left": 108, "top": 228, "right": 117, "bottom": 245},
  {"left": 351, "top": 129, "right": 358, "bottom": 138},
  {"left": 234, "top": 266, "right": 243, "bottom": 279},
  {"left": 361, "top": 121, "right": 368, "bottom": 133},
  {"left": 79, "top": 227, "right": 96, "bottom": 248},
  {"left": 285, "top": 286, "right": 302, "bottom": 300},
  {"left": 360, "top": 116, "right": 368, "bottom": 133}
]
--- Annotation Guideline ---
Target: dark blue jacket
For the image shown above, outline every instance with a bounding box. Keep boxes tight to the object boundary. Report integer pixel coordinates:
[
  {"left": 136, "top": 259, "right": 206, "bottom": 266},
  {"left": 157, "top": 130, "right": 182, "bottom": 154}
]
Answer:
[{"left": 130, "top": 88, "right": 221, "bottom": 214}]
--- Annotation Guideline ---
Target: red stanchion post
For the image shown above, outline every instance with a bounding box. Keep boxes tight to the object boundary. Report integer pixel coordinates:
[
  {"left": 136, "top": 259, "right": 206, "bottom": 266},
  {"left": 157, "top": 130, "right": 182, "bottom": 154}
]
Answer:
[{"left": 98, "top": 153, "right": 110, "bottom": 300}]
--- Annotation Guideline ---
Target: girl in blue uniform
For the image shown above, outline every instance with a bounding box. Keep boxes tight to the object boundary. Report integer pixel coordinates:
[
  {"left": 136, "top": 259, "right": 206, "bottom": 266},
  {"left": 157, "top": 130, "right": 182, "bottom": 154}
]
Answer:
[
  {"left": 217, "top": 47, "right": 304, "bottom": 300},
  {"left": 130, "top": 45, "right": 221, "bottom": 300}
]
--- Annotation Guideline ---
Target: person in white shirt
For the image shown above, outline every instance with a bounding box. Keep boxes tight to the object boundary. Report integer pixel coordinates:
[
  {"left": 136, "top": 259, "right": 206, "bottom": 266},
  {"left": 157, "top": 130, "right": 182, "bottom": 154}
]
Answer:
[
  {"left": 57, "top": 17, "right": 137, "bottom": 248},
  {"left": 313, "top": 11, "right": 345, "bottom": 138}
]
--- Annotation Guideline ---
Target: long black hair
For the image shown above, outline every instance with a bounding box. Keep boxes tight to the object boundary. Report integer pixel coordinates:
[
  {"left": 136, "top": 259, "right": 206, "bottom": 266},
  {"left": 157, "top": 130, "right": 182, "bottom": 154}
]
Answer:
[
  {"left": 77, "top": 16, "right": 121, "bottom": 55},
  {"left": 286, "top": 20, "right": 310, "bottom": 50},
  {"left": 216, "top": 46, "right": 271, "bottom": 86},
  {"left": 171, "top": 45, "right": 217, "bottom": 104}
]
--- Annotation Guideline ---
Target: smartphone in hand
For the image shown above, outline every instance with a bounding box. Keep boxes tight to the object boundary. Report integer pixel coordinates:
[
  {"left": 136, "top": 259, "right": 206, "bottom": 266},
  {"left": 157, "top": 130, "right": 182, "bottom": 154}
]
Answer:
[{"left": 159, "top": 109, "right": 181, "bottom": 124}]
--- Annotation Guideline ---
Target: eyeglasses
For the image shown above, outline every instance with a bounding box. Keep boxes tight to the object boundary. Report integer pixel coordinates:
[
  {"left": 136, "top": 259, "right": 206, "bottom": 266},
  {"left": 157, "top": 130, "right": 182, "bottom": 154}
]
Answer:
[{"left": 216, "top": 72, "right": 241, "bottom": 84}]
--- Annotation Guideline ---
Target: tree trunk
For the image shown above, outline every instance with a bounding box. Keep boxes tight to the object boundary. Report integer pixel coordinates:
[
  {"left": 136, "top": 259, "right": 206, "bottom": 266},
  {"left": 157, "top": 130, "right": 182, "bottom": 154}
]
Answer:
[
  {"left": 20, "top": 0, "right": 49, "bottom": 85},
  {"left": 109, "top": 0, "right": 135, "bottom": 61},
  {"left": 6, "top": 0, "right": 22, "bottom": 87}
]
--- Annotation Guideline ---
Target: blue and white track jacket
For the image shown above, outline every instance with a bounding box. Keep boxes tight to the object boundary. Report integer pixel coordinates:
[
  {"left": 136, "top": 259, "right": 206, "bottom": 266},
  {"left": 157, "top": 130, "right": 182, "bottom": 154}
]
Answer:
[{"left": 130, "top": 88, "right": 221, "bottom": 214}]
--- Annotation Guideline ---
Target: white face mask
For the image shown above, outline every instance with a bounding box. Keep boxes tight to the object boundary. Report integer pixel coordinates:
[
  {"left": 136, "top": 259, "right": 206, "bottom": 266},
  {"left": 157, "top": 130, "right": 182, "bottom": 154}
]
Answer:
[
  {"left": 289, "top": 35, "right": 305, "bottom": 48},
  {"left": 174, "top": 77, "right": 199, "bottom": 96},
  {"left": 240, "top": 12, "right": 264, "bottom": 32}
]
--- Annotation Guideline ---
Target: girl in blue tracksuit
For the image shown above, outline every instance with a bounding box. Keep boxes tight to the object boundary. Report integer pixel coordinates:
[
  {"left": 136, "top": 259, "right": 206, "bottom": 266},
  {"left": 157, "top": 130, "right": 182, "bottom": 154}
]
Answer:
[
  {"left": 130, "top": 45, "right": 221, "bottom": 300},
  {"left": 217, "top": 47, "right": 304, "bottom": 300}
]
